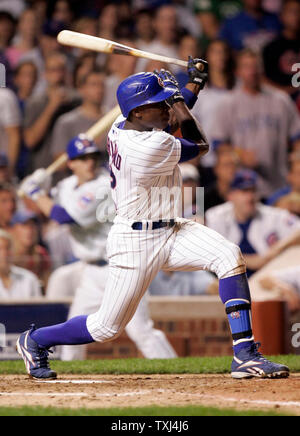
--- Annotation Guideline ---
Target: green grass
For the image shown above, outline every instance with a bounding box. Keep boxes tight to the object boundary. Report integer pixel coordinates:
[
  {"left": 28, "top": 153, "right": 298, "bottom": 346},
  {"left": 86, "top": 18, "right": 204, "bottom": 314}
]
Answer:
[
  {"left": 0, "top": 405, "right": 293, "bottom": 416},
  {"left": 0, "top": 356, "right": 298, "bottom": 417},
  {"left": 0, "top": 355, "right": 299, "bottom": 375}
]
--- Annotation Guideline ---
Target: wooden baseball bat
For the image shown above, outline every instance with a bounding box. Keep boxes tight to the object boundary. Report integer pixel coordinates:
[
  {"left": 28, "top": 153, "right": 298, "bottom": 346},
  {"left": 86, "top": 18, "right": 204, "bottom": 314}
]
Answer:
[
  {"left": 57, "top": 30, "right": 206, "bottom": 72},
  {"left": 18, "top": 105, "right": 121, "bottom": 197}
]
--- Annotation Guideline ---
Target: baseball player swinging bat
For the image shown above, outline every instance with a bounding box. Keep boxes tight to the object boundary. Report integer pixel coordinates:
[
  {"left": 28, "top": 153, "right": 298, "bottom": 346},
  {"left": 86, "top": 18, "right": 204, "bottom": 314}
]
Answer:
[
  {"left": 57, "top": 30, "right": 206, "bottom": 72},
  {"left": 17, "top": 105, "right": 121, "bottom": 197}
]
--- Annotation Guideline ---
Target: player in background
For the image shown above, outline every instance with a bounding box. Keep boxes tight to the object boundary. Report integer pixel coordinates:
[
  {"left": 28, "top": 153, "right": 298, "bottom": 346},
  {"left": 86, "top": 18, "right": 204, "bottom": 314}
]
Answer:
[
  {"left": 17, "top": 57, "right": 289, "bottom": 380},
  {"left": 19, "top": 135, "right": 176, "bottom": 362}
]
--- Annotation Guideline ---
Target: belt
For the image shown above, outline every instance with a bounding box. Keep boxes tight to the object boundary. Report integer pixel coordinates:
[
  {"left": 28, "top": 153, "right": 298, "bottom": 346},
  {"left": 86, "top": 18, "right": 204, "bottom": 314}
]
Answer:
[
  {"left": 132, "top": 219, "right": 175, "bottom": 230},
  {"left": 87, "top": 259, "right": 108, "bottom": 267}
]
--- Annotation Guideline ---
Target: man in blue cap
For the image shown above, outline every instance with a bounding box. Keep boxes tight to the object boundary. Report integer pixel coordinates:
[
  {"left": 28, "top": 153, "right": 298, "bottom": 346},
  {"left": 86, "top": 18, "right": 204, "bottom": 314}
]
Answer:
[{"left": 206, "top": 169, "right": 300, "bottom": 277}]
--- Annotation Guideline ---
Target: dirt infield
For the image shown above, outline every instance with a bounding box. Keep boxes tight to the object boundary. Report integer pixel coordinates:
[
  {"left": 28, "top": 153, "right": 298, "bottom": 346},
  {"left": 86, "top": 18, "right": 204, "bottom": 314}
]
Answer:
[{"left": 0, "top": 374, "right": 300, "bottom": 414}]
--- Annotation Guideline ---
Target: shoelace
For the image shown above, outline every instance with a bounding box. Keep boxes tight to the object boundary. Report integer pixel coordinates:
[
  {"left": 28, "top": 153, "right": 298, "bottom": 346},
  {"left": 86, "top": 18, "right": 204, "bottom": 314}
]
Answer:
[
  {"left": 248, "top": 342, "right": 268, "bottom": 361},
  {"left": 28, "top": 324, "right": 53, "bottom": 369},
  {"left": 36, "top": 348, "right": 53, "bottom": 369}
]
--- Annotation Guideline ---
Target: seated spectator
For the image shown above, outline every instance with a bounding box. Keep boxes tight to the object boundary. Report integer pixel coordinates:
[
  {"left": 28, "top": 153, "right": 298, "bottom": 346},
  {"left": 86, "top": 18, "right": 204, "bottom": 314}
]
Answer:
[
  {"left": 98, "top": 3, "right": 118, "bottom": 41},
  {"left": 135, "top": 5, "right": 180, "bottom": 73},
  {"left": 13, "top": 61, "right": 38, "bottom": 179},
  {"left": 11, "top": 210, "right": 51, "bottom": 291},
  {"left": 51, "top": 69, "right": 107, "bottom": 163},
  {"left": 205, "top": 169, "right": 300, "bottom": 277},
  {"left": 14, "top": 61, "right": 38, "bottom": 111},
  {"left": 20, "top": 19, "right": 68, "bottom": 94},
  {"left": 104, "top": 39, "right": 137, "bottom": 109},
  {"left": 219, "top": 0, "right": 281, "bottom": 52},
  {"left": 73, "top": 17, "right": 98, "bottom": 52},
  {"left": 30, "top": 0, "right": 47, "bottom": 33},
  {"left": 0, "top": 1, "right": 25, "bottom": 19},
  {"left": 5, "top": 8, "right": 38, "bottom": 69},
  {"left": 0, "top": 87, "right": 21, "bottom": 176},
  {"left": 192, "top": 39, "right": 235, "bottom": 168},
  {"left": 263, "top": 0, "right": 300, "bottom": 108},
  {"left": 0, "top": 229, "right": 42, "bottom": 299},
  {"left": 148, "top": 269, "right": 217, "bottom": 296},
  {"left": 50, "top": 0, "right": 74, "bottom": 28},
  {"left": 194, "top": 0, "right": 243, "bottom": 48},
  {"left": 0, "top": 154, "right": 11, "bottom": 184},
  {"left": 0, "top": 183, "right": 16, "bottom": 231},
  {"left": 0, "top": 11, "right": 16, "bottom": 51},
  {"left": 175, "top": 34, "right": 200, "bottom": 88},
  {"left": 204, "top": 149, "right": 239, "bottom": 212},
  {"left": 173, "top": 0, "right": 202, "bottom": 39},
  {"left": 259, "top": 265, "right": 300, "bottom": 313},
  {"left": 267, "top": 151, "right": 300, "bottom": 216},
  {"left": 212, "top": 49, "right": 300, "bottom": 198},
  {"left": 23, "top": 51, "right": 80, "bottom": 173},
  {"left": 73, "top": 52, "right": 98, "bottom": 88},
  {"left": 134, "top": 8, "right": 154, "bottom": 50}
]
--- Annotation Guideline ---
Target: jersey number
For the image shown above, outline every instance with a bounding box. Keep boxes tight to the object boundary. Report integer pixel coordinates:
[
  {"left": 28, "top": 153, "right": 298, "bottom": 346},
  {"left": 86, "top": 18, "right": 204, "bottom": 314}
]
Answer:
[{"left": 110, "top": 166, "right": 116, "bottom": 189}]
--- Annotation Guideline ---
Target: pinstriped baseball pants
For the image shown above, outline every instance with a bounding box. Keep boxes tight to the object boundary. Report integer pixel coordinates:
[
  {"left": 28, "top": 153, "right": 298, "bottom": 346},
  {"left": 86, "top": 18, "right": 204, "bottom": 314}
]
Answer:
[{"left": 86, "top": 217, "right": 246, "bottom": 342}]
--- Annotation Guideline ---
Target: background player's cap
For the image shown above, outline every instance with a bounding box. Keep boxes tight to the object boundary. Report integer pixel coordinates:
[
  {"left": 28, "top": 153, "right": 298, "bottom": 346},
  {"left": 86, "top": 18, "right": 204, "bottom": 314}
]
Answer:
[
  {"left": 230, "top": 169, "right": 257, "bottom": 191},
  {"left": 67, "top": 134, "right": 100, "bottom": 160},
  {"left": 180, "top": 163, "right": 200, "bottom": 184},
  {"left": 117, "top": 72, "right": 177, "bottom": 118}
]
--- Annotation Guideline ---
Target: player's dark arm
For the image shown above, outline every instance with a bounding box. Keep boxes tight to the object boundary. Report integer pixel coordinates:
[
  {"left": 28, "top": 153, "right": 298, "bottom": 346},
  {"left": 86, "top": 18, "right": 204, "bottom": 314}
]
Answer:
[{"left": 172, "top": 101, "right": 209, "bottom": 160}]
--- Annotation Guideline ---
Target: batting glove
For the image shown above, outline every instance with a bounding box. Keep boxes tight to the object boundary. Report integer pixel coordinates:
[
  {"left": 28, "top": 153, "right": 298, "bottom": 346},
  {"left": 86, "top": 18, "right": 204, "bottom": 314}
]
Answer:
[
  {"left": 155, "top": 69, "right": 185, "bottom": 106},
  {"left": 30, "top": 169, "right": 52, "bottom": 191},
  {"left": 187, "top": 56, "right": 208, "bottom": 89},
  {"left": 19, "top": 169, "right": 52, "bottom": 201},
  {"left": 19, "top": 177, "right": 46, "bottom": 201}
]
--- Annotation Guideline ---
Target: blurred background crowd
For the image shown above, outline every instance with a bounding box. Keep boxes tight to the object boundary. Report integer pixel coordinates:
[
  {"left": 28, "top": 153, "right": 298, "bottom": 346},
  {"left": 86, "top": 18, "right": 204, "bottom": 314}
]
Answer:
[{"left": 0, "top": 0, "right": 300, "bottom": 315}]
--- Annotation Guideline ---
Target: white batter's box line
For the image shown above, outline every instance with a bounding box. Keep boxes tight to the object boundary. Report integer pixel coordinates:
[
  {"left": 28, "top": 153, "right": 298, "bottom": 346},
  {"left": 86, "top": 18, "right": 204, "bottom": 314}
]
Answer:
[
  {"left": 1, "top": 389, "right": 299, "bottom": 409},
  {"left": 173, "top": 391, "right": 300, "bottom": 409},
  {"left": 0, "top": 390, "right": 150, "bottom": 398},
  {"left": 37, "top": 380, "right": 115, "bottom": 384}
]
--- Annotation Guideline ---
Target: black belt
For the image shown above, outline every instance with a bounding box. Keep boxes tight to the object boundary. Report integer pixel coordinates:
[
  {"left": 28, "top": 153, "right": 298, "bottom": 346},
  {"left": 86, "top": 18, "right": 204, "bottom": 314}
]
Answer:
[
  {"left": 88, "top": 259, "right": 108, "bottom": 266},
  {"left": 132, "top": 219, "right": 175, "bottom": 230}
]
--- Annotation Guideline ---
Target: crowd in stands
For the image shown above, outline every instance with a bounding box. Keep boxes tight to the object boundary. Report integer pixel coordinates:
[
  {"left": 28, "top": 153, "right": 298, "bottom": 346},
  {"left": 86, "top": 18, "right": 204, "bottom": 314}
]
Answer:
[{"left": 0, "top": 0, "right": 300, "bottom": 312}]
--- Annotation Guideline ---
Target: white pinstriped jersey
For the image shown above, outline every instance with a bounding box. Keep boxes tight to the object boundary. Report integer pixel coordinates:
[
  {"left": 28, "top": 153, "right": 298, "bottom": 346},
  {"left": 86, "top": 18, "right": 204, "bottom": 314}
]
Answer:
[
  {"left": 107, "top": 115, "right": 182, "bottom": 221},
  {"left": 52, "top": 169, "right": 112, "bottom": 262}
]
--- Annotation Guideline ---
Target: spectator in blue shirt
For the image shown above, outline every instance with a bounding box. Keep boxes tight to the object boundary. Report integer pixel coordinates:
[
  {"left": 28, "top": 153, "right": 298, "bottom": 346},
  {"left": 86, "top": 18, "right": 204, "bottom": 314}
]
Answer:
[
  {"left": 267, "top": 151, "right": 300, "bottom": 216},
  {"left": 219, "top": 0, "right": 281, "bottom": 52}
]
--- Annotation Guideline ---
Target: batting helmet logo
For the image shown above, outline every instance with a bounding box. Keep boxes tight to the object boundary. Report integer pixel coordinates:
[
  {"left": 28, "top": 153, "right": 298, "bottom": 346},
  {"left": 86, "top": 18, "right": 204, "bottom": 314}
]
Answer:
[{"left": 157, "top": 76, "right": 165, "bottom": 88}]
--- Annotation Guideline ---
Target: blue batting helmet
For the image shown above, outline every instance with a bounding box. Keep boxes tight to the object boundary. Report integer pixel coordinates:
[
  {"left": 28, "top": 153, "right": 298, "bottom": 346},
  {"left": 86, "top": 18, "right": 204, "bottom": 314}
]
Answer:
[
  {"left": 67, "top": 134, "right": 100, "bottom": 160},
  {"left": 117, "top": 72, "right": 177, "bottom": 118}
]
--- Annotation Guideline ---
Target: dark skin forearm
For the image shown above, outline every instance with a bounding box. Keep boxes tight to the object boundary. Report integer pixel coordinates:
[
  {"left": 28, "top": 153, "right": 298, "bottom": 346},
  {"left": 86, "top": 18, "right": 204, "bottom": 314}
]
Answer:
[
  {"left": 170, "top": 101, "right": 209, "bottom": 156},
  {"left": 185, "top": 83, "right": 202, "bottom": 97}
]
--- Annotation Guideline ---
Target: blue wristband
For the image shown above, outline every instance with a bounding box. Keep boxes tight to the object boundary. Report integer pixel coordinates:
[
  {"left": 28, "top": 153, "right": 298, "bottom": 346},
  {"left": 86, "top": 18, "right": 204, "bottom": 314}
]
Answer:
[
  {"left": 178, "top": 138, "right": 200, "bottom": 163},
  {"left": 181, "top": 88, "right": 198, "bottom": 109},
  {"left": 50, "top": 205, "right": 76, "bottom": 225}
]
